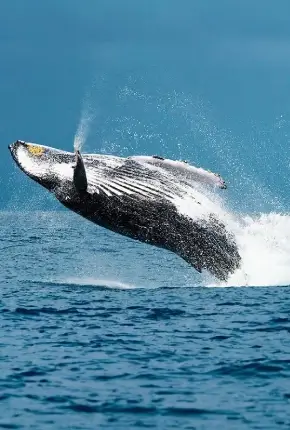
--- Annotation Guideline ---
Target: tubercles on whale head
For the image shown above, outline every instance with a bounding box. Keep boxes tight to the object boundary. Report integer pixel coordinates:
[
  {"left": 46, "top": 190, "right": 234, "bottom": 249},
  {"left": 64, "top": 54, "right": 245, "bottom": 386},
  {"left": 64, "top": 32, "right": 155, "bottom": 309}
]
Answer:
[{"left": 8, "top": 140, "right": 75, "bottom": 192}]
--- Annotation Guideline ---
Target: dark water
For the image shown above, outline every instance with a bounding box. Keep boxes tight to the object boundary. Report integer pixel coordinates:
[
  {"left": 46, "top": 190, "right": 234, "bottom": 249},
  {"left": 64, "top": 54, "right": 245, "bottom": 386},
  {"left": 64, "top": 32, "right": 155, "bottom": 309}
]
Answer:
[{"left": 1, "top": 212, "right": 290, "bottom": 429}]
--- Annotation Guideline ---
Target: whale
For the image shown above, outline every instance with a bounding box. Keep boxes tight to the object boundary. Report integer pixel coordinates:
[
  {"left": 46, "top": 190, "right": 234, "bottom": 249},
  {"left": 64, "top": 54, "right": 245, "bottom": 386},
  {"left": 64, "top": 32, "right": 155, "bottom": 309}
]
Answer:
[{"left": 9, "top": 140, "right": 241, "bottom": 281}]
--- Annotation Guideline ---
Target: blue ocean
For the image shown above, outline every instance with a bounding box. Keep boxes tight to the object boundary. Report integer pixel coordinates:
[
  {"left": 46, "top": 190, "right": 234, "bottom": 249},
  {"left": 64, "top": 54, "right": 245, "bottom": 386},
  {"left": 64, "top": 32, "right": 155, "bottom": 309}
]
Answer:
[{"left": 2, "top": 1, "right": 290, "bottom": 429}]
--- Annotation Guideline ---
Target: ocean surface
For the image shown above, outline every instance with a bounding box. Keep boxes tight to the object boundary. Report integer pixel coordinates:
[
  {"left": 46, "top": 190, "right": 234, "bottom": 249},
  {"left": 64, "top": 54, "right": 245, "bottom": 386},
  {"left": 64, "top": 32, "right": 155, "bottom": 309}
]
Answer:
[{"left": 1, "top": 210, "right": 290, "bottom": 429}]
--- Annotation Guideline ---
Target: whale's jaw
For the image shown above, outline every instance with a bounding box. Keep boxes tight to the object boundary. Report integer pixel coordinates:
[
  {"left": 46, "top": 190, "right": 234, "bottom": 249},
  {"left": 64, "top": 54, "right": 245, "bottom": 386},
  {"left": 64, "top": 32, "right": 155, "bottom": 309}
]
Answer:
[{"left": 9, "top": 140, "right": 75, "bottom": 192}]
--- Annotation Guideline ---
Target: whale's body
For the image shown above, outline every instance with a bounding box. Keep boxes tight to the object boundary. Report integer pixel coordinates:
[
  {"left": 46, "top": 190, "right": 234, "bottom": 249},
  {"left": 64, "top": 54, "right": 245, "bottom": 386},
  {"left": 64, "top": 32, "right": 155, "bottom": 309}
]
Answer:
[{"left": 9, "top": 140, "right": 241, "bottom": 281}]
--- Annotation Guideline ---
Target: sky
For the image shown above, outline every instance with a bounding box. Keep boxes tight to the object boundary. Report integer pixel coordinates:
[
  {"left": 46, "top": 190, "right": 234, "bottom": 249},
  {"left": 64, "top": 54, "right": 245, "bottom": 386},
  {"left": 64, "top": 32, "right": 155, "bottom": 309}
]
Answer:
[{"left": 1, "top": 0, "right": 290, "bottom": 211}]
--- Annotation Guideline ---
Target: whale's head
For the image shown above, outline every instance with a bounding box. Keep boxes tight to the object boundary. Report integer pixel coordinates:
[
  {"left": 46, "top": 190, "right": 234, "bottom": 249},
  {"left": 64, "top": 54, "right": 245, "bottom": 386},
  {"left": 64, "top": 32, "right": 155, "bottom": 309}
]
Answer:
[
  {"left": 9, "top": 140, "right": 74, "bottom": 191},
  {"left": 9, "top": 140, "right": 87, "bottom": 196}
]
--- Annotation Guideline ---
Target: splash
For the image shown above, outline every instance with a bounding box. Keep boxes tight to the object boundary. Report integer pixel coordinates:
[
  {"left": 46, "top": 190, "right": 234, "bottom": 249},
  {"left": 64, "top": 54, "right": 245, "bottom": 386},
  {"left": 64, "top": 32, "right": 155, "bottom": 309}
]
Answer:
[
  {"left": 225, "top": 213, "right": 290, "bottom": 287},
  {"left": 176, "top": 190, "right": 290, "bottom": 287}
]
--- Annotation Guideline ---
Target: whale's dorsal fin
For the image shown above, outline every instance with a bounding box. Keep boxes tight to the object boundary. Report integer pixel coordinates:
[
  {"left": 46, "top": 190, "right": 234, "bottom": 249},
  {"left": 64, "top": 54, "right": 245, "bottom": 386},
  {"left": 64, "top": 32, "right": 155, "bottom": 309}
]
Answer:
[{"left": 73, "top": 151, "right": 88, "bottom": 193}]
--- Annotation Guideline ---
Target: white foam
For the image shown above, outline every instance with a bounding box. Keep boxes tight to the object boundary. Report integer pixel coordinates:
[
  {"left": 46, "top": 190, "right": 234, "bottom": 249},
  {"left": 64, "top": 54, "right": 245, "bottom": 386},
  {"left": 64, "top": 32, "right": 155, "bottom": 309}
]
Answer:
[
  {"left": 225, "top": 213, "right": 290, "bottom": 287},
  {"left": 176, "top": 188, "right": 290, "bottom": 287}
]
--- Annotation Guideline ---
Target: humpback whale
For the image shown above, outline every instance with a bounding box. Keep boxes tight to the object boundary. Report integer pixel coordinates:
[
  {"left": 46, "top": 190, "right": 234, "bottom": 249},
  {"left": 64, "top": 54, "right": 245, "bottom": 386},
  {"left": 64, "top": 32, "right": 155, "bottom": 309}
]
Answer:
[{"left": 9, "top": 140, "right": 241, "bottom": 281}]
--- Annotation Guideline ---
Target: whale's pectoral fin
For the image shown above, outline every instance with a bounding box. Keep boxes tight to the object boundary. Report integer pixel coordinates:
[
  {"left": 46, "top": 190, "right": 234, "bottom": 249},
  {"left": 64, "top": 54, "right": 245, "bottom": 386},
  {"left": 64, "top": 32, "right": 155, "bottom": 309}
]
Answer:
[{"left": 73, "top": 151, "right": 88, "bottom": 193}]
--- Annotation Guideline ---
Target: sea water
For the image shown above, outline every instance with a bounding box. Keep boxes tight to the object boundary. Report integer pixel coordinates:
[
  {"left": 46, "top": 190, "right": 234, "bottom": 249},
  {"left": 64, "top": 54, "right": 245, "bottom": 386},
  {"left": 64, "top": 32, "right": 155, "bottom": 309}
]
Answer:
[{"left": 1, "top": 210, "right": 290, "bottom": 429}]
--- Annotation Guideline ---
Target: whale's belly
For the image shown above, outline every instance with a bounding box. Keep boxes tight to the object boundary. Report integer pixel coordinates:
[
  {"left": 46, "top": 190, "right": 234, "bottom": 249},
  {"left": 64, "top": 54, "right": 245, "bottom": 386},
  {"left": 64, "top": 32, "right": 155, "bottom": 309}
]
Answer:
[{"left": 60, "top": 191, "right": 241, "bottom": 281}]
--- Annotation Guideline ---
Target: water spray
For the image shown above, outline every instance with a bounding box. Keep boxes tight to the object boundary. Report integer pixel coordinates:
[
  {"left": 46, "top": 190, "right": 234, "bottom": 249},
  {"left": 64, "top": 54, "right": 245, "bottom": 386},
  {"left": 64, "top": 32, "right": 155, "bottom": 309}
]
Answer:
[{"left": 73, "top": 89, "right": 96, "bottom": 154}]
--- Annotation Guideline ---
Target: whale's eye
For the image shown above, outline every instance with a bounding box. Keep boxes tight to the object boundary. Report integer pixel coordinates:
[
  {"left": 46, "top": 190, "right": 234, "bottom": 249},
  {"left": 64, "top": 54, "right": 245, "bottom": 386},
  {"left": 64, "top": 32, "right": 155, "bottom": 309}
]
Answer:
[{"left": 27, "top": 145, "right": 45, "bottom": 156}]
